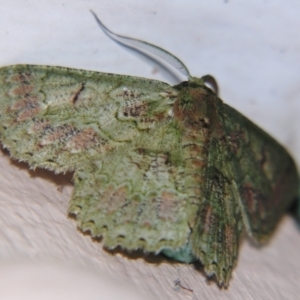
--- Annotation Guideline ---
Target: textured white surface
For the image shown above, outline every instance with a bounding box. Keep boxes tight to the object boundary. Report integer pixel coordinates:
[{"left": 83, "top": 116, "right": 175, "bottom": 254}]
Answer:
[{"left": 0, "top": 1, "right": 300, "bottom": 299}]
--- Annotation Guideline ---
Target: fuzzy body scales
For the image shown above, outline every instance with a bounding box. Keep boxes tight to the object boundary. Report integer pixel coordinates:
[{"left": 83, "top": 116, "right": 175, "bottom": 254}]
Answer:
[{"left": 0, "top": 65, "right": 298, "bottom": 287}]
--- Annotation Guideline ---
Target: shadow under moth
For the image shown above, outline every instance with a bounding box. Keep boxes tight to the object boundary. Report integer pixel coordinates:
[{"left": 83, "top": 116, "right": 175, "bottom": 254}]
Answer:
[{"left": 0, "top": 12, "right": 298, "bottom": 287}]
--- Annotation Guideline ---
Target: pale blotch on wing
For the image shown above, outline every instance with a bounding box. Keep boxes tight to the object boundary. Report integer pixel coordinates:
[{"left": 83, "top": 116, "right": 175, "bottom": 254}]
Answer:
[{"left": 43, "top": 83, "right": 84, "bottom": 106}]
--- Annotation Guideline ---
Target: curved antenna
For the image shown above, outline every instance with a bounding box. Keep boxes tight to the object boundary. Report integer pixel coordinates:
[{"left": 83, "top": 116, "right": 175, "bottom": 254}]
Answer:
[
  {"left": 201, "top": 75, "right": 219, "bottom": 96},
  {"left": 90, "top": 10, "right": 191, "bottom": 79}
]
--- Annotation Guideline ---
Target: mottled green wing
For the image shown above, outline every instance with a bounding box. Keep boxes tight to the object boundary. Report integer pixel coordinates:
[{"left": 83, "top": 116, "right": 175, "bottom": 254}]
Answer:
[
  {"left": 189, "top": 97, "right": 299, "bottom": 287},
  {"left": 0, "top": 64, "right": 176, "bottom": 172},
  {"left": 177, "top": 90, "right": 244, "bottom": 287},
  {"left": 222, "top": 104, "right": 299, "bottom": 243},
  {"left": 181, "top": 84, "right": 299, "bottom": 287},
  {"left": 0, "top": 64, "right": 199, "bottom": 256},
  {"left": 190, "top": 136, "right": 244, "bottom": 287}
]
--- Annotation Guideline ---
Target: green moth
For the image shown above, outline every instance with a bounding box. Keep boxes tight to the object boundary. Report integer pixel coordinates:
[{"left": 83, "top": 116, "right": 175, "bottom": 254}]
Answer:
[{"left": 0, "top": 13, "right": 298, "bottom": 288}]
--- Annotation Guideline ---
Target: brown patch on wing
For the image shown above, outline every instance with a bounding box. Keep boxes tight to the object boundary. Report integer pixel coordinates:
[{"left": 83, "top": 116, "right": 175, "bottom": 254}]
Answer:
[
  {"left": 9, "top": 84, "right": 34, "bottom": 97},
  {"left": 228, "top": 130, "right": 245, "bottom": 154},
  {"left": 241, "top": 184, "right": 257, "bottom": 214},
  {"left": 157, "top": 191, "right": 178, "bottom": 221},
  {"left": 241, "top": 184, "right": 267, "bottom": 219},
  {"left": 183, "top": 144, "right": 206, "bottom": 168},
  {"left": 8, "top": 97, "right": 41, "bottom": 122},
  {"left": 67, "top": 128, "right": 107, "bottom": 151},
  {"left": 224, "top": 225, "right": 235, "bottom": 254},
  {"left": 203, "top": 205, "right": 213, "bottom": 234},
  {"left": 100, "top": 185, "right": 128, "bottom": 214},
  {"left": 9, "top": 72, "right": 33, "bottom": 84},
  {"left": 30, "top": 119, "right": 51, "bottom": 133},
  {"left": 40, "top": 124, "right": 76, "bottom": 145}
]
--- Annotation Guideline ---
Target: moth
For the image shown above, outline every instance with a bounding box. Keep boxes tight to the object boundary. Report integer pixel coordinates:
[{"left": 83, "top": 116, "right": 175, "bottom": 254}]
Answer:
[{"left": 0, "top": 12, "right": 298, "bottom": 288}]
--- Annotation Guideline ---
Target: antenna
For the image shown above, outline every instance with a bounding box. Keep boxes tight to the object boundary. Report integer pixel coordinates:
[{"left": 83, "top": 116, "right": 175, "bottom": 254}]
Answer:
[{"left": 90, "top": 10, "right": 191, "bottom": 79}]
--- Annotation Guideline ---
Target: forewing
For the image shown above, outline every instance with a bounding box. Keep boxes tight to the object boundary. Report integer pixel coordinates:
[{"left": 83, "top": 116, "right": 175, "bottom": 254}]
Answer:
[
  {"left": 0, "top": 64, "right": 199, "bottom": 254},
  {"left": 187, "top": 87, "right": 298, "bottom": 287},
  {"left": 190, "top": 135, "right": 243, "bottom": 287},
  {"left": 191, "top": 92, "right": 299, "bottom": 287},
  {"left": 0, "top": 65, "right": 176, "bottom": 173},
  {"left": 223, "top": 104, "right": 299, "bottom": 243},
  {"left": 167, "top": 86, "right": 244, "bottom": 287},
  {"left": 191, "top": 98, "right": 243, "bottom": 287}
]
